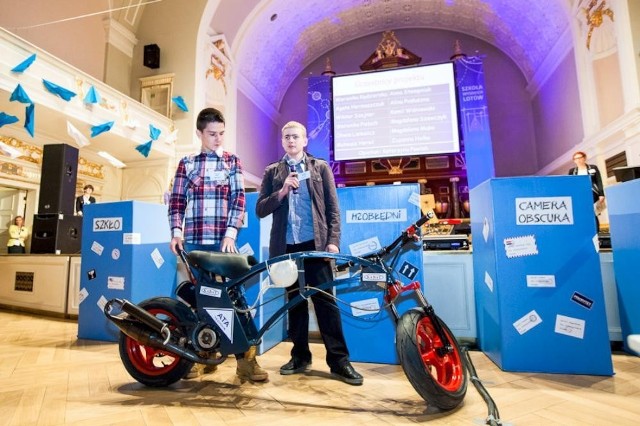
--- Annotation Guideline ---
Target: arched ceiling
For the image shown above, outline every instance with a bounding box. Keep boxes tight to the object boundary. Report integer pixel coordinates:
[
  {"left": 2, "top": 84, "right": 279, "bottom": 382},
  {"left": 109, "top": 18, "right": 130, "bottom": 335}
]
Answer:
[{"left": 230, "top": 0, "right": 573, "bottom": 110}]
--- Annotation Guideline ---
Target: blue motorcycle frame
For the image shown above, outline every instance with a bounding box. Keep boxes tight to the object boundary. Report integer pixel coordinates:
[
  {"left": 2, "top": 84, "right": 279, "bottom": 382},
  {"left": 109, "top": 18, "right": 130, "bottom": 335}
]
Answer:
[{"left": 104, "top": 215, "right": 468, "bottom": 411}]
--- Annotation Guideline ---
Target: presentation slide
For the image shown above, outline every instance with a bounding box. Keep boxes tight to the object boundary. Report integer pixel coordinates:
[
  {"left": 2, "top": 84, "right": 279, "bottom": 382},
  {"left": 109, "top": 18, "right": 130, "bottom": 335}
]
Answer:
[{"left": 331, "top": 62, "right": 460, "bottom": 161}]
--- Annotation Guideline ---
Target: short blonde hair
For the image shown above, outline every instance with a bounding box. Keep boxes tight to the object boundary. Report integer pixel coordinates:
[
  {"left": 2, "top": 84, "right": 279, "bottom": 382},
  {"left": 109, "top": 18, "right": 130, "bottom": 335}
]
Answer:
[{"left": 281, "top": 121, "right": 307, "bottom": 138}]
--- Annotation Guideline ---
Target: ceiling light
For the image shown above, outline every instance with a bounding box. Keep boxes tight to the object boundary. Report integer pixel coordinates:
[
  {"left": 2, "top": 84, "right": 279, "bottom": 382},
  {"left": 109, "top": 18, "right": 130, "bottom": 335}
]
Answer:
[{"left": 98, "top": 151, "right": 126, "bottom": 168}]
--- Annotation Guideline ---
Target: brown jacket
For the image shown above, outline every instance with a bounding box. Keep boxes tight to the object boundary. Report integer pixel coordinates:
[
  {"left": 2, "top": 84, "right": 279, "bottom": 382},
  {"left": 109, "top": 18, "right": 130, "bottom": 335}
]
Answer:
[{"left": 256, "top": 155, "right": 340, "bottom": 257}]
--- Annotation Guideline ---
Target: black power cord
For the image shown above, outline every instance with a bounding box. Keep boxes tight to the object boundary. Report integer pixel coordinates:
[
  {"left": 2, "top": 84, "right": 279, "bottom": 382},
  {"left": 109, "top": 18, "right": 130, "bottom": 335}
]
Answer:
[{"left": 460, "top": 345, "right": 502, "bottom": 426}]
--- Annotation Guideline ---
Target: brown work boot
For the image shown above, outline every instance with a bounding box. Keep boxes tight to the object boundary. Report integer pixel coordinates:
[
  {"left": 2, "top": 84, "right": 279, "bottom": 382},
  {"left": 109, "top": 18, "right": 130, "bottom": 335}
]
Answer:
[
  {"left": 185, "top": 363, "right": 203, "bottom": 379},
  {"left": 203, "top": 364, "right": 218, "bottom": 374},
  {"left": 236, "top": 346, "right": 268, "bottom": 381}
]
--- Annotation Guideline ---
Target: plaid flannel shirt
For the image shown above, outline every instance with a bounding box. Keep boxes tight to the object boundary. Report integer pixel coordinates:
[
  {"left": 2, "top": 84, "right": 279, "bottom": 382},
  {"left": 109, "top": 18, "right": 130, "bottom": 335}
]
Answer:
[{"left": 168, "top": 151, "right": 245, "bottom": 244}]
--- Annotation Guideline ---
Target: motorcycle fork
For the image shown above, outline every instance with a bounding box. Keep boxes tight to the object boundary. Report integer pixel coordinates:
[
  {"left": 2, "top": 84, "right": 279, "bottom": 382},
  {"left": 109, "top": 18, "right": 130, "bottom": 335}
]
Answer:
[{"left": 386, "top": 280, "right": 454, "bottom": 356}]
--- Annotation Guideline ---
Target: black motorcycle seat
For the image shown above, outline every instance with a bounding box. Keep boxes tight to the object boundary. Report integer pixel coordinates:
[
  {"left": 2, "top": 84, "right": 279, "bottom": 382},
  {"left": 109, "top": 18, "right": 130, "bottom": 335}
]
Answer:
[{"left": 187, "top": 250, "right": 258, "bottom": 279}]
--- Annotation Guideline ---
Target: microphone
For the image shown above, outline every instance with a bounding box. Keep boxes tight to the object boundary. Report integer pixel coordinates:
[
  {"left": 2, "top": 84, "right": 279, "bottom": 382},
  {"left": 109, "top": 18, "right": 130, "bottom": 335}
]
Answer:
[{"left": 287, "top": 160, "right": 298, "bottom": 194}]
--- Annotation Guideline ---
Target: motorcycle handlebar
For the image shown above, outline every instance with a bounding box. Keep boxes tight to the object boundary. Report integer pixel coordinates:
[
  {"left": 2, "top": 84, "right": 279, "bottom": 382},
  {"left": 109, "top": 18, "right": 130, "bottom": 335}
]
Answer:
[{"left": 375, "top": 213, "right": 432, "bottom": 257}]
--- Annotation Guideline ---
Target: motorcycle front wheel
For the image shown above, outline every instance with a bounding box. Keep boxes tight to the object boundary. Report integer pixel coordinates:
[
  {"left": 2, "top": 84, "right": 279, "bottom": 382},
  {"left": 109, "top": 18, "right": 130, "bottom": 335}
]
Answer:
[
  {"left": 396, "top": 308, "right": 468, "bottom": 410},
  {"left": 119, "top": 298, "right": 194, "bottom": 387}
]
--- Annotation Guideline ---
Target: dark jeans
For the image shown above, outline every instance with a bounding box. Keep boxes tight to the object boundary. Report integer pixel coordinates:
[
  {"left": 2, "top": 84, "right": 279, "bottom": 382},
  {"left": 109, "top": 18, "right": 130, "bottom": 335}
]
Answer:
[
  {"left": 8, "top": 245, "right": 25, "bottom": 254},
  {"left": 285, "top": 240, "right": 350, "bottom": 369}
]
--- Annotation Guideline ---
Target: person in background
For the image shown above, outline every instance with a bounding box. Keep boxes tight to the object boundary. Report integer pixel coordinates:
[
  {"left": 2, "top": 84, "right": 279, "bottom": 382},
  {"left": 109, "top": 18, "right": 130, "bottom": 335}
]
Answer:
[
  {"left": 75, "top": 184, "right": 96, "bottom": 216},
  {"left": 568, "top": 151, "right": 605, "bottom": 230},
  {"left": 168, "top": 107, "right": 267, "bottom": 382},
  {"left": 7, "top": 215, "right": 29, "bottom": 254},
  {"left": 256, "top": 120, "right": 363, "bottom": 386}
]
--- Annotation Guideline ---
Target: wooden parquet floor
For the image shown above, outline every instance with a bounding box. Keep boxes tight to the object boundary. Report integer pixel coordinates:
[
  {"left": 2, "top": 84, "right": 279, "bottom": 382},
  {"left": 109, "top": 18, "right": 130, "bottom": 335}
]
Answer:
[{"left": 1, "top": 308, "right": 639, "bottom": 425}]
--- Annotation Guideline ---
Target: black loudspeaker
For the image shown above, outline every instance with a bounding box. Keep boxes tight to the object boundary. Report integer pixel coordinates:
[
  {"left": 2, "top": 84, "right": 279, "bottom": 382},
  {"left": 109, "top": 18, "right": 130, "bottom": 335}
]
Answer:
[
  {"left": 38, "top": 144, "right": 78, "bottom": 215},
  {"left": 30, "top": 214, "right": 83, "bottom": 254},
  {"left": 144, "top": 44, "right": 160, "bottom": 69}
]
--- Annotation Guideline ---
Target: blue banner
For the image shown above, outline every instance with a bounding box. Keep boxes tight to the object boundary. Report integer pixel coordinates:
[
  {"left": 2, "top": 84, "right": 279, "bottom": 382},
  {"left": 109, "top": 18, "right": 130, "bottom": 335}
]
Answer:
[
  {"left": 306, "top": 76, "right": 332, "bottom": 161},
  {"left": 455, "top": 56, "right": 495, "bottom": 189}
]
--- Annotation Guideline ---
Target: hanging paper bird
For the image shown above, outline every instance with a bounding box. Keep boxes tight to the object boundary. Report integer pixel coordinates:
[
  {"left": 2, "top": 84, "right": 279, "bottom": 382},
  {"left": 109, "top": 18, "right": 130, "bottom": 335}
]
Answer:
[
  {"left": 136, "top": 140, "right": 153, "bottom": 158},
  {"left": 84, "top": 86, "right": 101, "bottom": 104},
  {"left": 42, "top": 79, "right": 77, "bottom": 101},
  {"left": 10, "top": 84, "right": 32, "bottom": 104},
  {"left": 149, "top": 124, "right": 161, "bottom": 140},
  {"left": 11, "top": 53, "right": 36, "bottom": 73},
  {"left": 172, "top": 96, "right": 189, "bottom": 112},
  {"left": 24, "top": 104, "right": 35, "bottom": 137},
  {"left": 0, "top": 112, "right": 20, "bottom": 128},
  {"left": 91, "top": 121, "right": 114, "bottom": 137}
]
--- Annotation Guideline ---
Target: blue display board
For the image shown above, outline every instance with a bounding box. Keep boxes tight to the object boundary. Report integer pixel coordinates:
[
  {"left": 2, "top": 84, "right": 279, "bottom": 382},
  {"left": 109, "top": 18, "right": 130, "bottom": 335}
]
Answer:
[
  {"left": 77, "top": 201, "right": 177, "bottom": 342},
  {"left": 470, "top": 176, "right": 613, "bottom": 375},
  {"left": 336, "top": 184, "right": 424, "bottom": 364},
  {"left": 606, "top": 178, "right": 640, "bottom": 355},
  {"left": 236, "top": 192, "right": 285, "bottom": 354}
]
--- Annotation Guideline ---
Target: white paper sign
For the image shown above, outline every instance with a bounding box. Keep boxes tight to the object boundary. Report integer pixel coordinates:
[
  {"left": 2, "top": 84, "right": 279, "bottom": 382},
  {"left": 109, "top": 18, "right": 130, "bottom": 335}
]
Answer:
[
  {"left": 346, "top": 209, "right": 407, "bottom": 223},
  {"left": 482, "top": 217, "right": 489, "bottom": 243},
  {"left": 526, "top": 275, "right": 556, "bottom": 288},
  {"left": 97, "top": 295, "right": 108, "bottom": 311},
  {"left": 205, "top": 308, "right": 234, "bottom": 343},
  {"left": 408, "top": 192, "right": 421, "bottom": 208},
  {"left": 484, "top": 271, "right": 494, "bottom": 292},
  {"left": 350, "top": 298, "right": 381, "bottom": 317},
  {"left": 555, "top": 314, "right": 585, "bottom": 339},
  {"left": 107, "top": 276, "right": 125, "bottom": 290},
  {"left": 123, "top": 233, "right": 141, "bottom": 245},
  {"left": 515, "top": 197, "right": 573, "bottom": 225},
  {"left": 504, "top": 235, "right": 538, "bottom": 258},
  {"left": 91, "top": 241, "right": 104, "bottom": 256},
  {"left": 349, "top": 236, "right": 381, "bottom": 256},
  {"left": 78, "top": 287, "right": 89, "bottom": 304},
  {"left": 200, "top": 286, "right": 222, "bottom": 298},
  {"left": 513, "top": 310, "right": 543, "bottom": 335},
  {"left": 151, "top": 248, "right": 164, "bottom": 269},
  {"left": 238, "top": 242, "right": 254, "bottom": 256},
  {"left": 92, "top": 217, "right": 123, "bottom": 232}
]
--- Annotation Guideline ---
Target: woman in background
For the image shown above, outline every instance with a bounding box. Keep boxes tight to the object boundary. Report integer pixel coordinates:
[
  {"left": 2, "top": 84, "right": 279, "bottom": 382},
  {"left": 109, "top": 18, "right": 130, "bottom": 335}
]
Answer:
[
  {"left": 8, "top": 215, "right": 29, "bottom": 254},
  {"left": 568, "top": 151, "right": 605, "bottom": 230}
]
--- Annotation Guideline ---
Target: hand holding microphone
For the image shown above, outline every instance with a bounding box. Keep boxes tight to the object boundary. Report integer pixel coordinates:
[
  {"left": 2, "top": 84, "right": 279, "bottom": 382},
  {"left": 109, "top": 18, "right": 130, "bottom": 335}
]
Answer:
[{"left": 287, "top": 159, "right": 299, "bottom": 194}]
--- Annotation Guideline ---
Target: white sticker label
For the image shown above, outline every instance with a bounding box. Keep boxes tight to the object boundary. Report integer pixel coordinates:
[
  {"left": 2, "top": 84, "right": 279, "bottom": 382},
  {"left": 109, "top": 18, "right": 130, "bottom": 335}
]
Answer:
[
  {"left": 107, "top": 276, "right": 125, "bottom": 290},
  {"left": 97, "top": 295, "right": 108, "bottom": 311},
  {"left": 526, "top": 275, "right": 556, "bottom": 288},
  {"left": 350, "top": 298, "right": 381, "bottom": 317},
  {"left": 515, "top": 197, "right": 573, "bottom": 225},
  {"left": 346, "top": 209, "right": 407, "bottom": 223},
  {"left": 93, "top": 217, "right": 123, "bottom": 232},
  {"left": 205, "top": 308, "right": 234, "bottom": 343},
  {"left": 408, "top": 192, "right": 421, "bottom": 208},
  {"left": 123, "top": 233, "right": 141, "bottom": 245},
  {"left": 362, "top": 272, "right": 386, "bottom": 282},
  {"left": 484, "top": 271, "right": 494, "bottom": 292},
  {"left": 482, "top": 217, "right": 490, "bottom": 243},
  {"left": 298, "top": 170, "right": 310, "bottom": 181},
  {"left": 349, "top": 236, "right": 381, "bottom": 257},
  {"left": 555, "top": 314, "right": 585, "bottom": 339},
  {"left": 200, "top": 286, "right": 222, "bottom": 298},
  {"left": 151, "top": 248, "right": 164, "bottom": 269},
  {"left": 78, "top": 287, "right": 89, "bottom": 304},
  {"left": 504, "top": 235, "right": 538, "bottom": 258},
  {"left": 211, "top": 170, "right": 227, "bottom": 182},
  {"left": 111, "top": 248, "right": 120, "bottom": 260},
  {"left": 91, "top": 241, "right": 104, "bottom": 256},
  {"left": 238, "top": 242, "right": 254, "bottom": 256},
  {"left": 513, "top": 310, "right": 543, "bottom": 335}
]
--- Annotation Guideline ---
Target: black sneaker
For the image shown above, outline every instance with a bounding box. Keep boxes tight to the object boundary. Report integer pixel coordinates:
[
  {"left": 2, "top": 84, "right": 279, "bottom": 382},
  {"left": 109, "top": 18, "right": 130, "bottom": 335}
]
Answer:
[
  {"left": 279, "top": 358, "right": 311, "bottom": 375},
  {"left": 330, "top": 363, "right": 363, "bottom": 386}
]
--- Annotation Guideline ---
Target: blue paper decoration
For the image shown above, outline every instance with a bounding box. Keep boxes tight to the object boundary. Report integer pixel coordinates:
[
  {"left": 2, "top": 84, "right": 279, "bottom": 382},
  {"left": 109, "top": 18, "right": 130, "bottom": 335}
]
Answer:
[
  {"left": 136, "top": 140, "right": 153, "bottom": 158},
  {"left": 24, "top": 104, "right": 35, "bottom": 137},
  {"left": 0, "top": 112, "right": 20, "bottom": 128},
  {"left": 10, "top": 84, "right": 32, "bottom": 104},
  {"left": 84, "top": 86, "right": 101, "bottom": 104},
  {"left": 11, "top": 53, "right": 36, "bottom": 73},
  {"left": 42, "top": 79, "right": 77, "bottom": 101},
  {"left": 91, "top": 121, "right": 114, "bottom": 137},
  {"left": 171, "top": 96, "right": 188, "bottom": 112},
  {"left": 149, "top": 124, "right": 161, "bottom": 140}
]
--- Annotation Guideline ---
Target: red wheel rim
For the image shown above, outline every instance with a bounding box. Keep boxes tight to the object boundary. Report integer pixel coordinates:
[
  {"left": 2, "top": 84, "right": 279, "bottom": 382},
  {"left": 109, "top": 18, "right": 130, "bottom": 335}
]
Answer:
[
  {"left": 125, "top": 308, "right": 181, "bottom": 376},
  {"left": 415, "top": 316, "right": 464, "bottom": 392}
]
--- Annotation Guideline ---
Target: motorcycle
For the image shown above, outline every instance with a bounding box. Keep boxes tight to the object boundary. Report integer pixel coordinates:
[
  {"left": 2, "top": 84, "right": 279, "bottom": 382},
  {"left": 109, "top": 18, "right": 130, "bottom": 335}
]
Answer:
[{"left": 104, "top": 215, "right": 468, "bottom": 411}]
